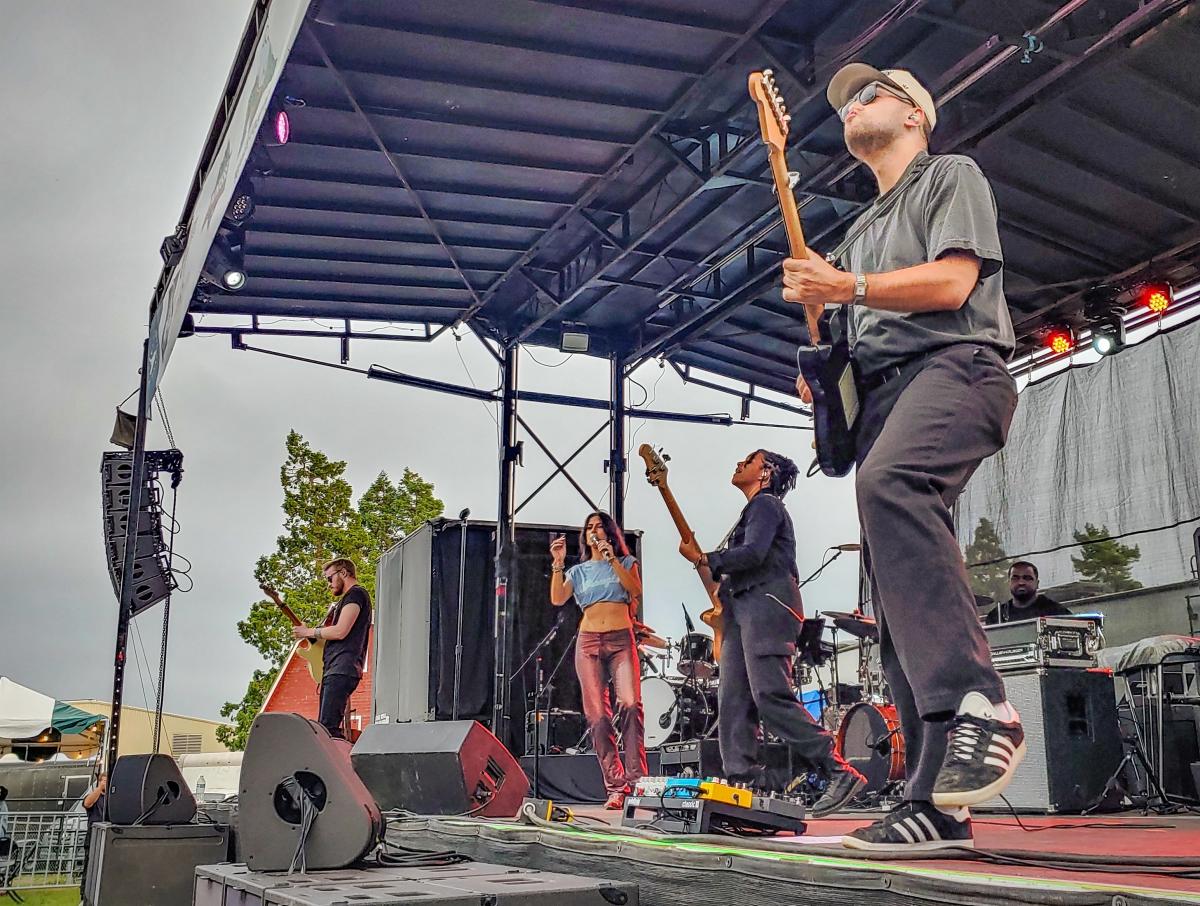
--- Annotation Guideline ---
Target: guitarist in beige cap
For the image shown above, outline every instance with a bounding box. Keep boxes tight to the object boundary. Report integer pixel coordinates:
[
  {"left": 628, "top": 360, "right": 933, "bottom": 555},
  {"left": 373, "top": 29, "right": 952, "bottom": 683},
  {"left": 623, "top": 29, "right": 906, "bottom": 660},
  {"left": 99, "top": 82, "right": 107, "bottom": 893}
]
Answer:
[{"left": 782, "top": 64, "right": 1024, "bottom": 851}]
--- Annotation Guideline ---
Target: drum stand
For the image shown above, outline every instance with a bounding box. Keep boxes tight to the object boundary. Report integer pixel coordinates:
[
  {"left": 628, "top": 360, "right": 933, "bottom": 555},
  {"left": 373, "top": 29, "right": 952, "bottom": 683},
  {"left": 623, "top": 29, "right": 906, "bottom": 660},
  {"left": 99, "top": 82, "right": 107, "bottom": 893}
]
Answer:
[{"left": 522, "top": 625, "right": 578, "bottom": 798}]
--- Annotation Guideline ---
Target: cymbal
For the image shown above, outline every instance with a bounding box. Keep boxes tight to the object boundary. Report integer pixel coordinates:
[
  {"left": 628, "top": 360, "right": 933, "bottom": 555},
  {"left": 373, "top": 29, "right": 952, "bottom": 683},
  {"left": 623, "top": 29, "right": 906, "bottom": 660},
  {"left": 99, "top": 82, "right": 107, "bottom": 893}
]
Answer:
[{"left": 820, "top": 610, "right": 879, "bottom": 642}]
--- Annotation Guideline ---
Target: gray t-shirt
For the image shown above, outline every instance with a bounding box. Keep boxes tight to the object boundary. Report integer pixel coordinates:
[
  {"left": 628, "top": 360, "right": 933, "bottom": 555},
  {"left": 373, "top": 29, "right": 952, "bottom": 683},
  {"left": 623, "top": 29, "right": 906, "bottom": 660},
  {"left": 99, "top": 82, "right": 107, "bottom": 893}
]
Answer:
[{"left": 841, "top": 150, "right": 1015, "bottom": 376}]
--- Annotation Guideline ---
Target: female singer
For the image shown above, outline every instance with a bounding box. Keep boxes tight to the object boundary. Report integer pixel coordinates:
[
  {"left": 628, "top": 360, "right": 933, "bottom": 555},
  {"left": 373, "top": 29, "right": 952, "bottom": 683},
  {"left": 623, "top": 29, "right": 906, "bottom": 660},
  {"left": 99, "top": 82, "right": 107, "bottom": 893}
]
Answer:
[{"left": 550, "top": 511, "right": 646, "bottom": 808}]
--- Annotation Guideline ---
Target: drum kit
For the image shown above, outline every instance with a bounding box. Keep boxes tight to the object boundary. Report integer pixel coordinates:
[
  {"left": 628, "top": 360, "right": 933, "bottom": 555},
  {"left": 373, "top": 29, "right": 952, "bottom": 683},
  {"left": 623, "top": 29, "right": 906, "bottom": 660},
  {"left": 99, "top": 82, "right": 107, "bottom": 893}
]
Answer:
[
  {"left": 633, "top": 608, "right": 905, "bottom": 798},
  {"left": 812, "top": 610, "right": 905, "bottom": 795},
  {"left": 634, "top": 623, "right": 720, "bottom": 747}
]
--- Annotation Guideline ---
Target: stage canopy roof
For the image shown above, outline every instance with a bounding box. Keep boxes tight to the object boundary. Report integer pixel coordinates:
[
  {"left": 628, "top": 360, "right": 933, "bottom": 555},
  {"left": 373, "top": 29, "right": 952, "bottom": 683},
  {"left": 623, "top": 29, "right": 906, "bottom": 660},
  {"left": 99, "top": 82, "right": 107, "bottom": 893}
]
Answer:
[{"left": 156, "top": 0, "right": 1200, "bottom": 399}]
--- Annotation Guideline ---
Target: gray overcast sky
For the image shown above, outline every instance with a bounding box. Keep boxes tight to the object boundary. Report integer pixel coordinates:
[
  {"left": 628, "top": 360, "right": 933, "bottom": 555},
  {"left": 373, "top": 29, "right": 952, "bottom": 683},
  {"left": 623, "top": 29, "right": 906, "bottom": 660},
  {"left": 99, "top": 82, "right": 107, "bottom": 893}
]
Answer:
[{"left": 0, "top": 2, "right": 859, "bottom": 722}]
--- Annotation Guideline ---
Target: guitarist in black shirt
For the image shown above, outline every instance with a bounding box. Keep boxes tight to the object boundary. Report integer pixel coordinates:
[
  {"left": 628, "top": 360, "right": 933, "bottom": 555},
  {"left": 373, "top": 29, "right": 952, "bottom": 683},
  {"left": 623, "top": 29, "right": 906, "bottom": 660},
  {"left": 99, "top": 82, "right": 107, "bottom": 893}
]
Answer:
[
  {"left": 784, "top": 65, "right": 1025, "bottom": 851},
  {"left": 292, "top": 558, "right": 372, "bottom": 740}
]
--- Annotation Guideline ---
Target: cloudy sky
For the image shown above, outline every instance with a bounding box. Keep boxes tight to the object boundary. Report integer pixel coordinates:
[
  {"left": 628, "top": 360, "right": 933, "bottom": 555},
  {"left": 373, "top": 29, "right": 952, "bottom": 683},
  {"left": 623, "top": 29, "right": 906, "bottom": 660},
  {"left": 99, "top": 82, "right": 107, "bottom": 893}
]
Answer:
[{"left": 1, "top": 2, "right": 861, "bottom": 723}]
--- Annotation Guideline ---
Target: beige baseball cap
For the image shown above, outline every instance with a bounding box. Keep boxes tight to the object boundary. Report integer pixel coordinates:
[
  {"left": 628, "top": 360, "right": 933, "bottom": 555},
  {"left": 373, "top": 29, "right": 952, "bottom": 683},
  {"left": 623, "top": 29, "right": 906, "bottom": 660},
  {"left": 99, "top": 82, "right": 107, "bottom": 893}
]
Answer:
[{"left": 827, "top": 63, "right": 937, "bottom": 133}]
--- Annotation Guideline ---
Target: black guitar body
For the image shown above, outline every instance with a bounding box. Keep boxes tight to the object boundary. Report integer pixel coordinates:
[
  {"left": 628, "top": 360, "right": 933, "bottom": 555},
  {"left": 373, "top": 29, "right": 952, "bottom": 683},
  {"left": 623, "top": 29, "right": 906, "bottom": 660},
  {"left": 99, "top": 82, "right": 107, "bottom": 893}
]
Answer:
[{"left": 796, "top": 307, "right": 859, "bottom": 478}]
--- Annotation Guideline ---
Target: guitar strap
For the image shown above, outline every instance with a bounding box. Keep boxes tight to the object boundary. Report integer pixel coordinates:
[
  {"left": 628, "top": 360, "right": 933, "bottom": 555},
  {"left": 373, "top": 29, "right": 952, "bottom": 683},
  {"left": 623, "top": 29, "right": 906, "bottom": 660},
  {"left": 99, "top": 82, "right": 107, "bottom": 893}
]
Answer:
[{"left": 824, "top": 153, "right": 936, "bottom": 268}]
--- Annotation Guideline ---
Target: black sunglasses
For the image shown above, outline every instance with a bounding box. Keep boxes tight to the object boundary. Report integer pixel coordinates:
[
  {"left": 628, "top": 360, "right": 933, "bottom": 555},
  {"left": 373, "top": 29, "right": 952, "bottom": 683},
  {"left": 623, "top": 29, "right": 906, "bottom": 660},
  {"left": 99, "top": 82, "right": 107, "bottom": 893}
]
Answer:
[{"left": 838, "top": 81, "right": 915, "bottom": 122}]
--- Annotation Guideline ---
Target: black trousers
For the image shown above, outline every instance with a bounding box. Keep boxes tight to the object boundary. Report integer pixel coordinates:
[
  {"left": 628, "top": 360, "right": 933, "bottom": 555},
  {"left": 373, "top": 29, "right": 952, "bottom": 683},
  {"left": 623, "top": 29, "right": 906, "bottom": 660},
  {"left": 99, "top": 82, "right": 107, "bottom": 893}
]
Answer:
[
  {"left": 318, "top": 673, "right": 359, "bottom": 740},
  {"left": 856, "top": 344, "right": 1016, "bottom": 801},
  {"left": 717, "top": 577, "right": 837, "bottom": 782}
]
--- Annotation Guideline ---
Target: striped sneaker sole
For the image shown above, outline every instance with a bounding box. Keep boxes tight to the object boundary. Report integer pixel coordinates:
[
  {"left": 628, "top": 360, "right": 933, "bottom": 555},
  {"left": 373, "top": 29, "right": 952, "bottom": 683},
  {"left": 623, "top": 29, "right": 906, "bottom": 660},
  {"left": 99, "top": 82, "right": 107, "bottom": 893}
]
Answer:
[
  {"left": 932, "top": 739, "right": 1027, "bottom": 808},
  {"left": 841, "top": 833, "right": 975, "bottom": 853}
]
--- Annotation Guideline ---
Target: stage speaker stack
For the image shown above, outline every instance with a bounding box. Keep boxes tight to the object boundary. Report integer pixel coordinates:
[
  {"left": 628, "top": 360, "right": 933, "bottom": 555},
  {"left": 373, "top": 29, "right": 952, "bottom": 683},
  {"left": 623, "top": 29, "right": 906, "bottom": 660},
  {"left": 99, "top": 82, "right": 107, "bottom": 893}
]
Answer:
[
  {"left": 352, "top": 720, "right": 529, "bottom": 817},
  {"left": 83, "top": 823, "right": 229, "bottom": 906},
  {"left": 100, "top": 450, "right": 182, "bottom": 615},
  {"left": 239, "top": 712, "right": 382, "bottom": 871},
  {"left": 107, "top": 753, "right": 197, "bottom": 825},
  {"left": 981, "top": 668, "right": 1122, "bottom": 813}
]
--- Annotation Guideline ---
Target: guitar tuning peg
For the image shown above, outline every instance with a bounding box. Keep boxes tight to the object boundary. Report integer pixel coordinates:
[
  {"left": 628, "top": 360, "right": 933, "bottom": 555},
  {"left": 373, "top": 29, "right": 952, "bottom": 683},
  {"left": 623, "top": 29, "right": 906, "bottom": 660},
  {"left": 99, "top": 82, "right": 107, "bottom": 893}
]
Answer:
[
  {"left": 763, "top": 68, "right": 773, "bottom": 77},
  {"left": 783, "top": 114, "right": 792, "bottom": 124}
]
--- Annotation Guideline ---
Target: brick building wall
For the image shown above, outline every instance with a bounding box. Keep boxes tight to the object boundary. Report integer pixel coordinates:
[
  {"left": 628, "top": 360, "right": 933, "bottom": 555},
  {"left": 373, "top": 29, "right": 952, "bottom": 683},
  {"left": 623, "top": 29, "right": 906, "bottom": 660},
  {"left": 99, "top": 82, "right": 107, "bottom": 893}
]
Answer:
[{"left": 262, "top": 629, "right": 374, "bottom": 739}]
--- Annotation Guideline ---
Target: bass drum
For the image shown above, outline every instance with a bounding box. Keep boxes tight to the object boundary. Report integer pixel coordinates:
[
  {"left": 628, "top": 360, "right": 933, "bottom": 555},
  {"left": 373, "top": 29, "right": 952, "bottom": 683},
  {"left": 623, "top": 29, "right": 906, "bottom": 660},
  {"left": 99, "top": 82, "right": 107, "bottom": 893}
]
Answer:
[
  {"left": 641, "top": 677, "right": 718, "bottom": 747},
  {"left": 835, "top": 702, "right": 905, "bottom": 793},
  {"left": 642, "top": 677, "right": 679, "bottom": 748}
]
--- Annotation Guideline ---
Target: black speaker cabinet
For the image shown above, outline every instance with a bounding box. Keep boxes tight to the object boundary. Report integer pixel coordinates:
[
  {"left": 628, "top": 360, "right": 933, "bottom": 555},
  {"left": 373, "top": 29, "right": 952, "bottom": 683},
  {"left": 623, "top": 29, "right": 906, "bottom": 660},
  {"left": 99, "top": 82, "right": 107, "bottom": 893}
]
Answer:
[
  {"left": 352, "top": 719, "right": 529, "bottom": 817},
  {"left": 108, "top": 753, "right": 197, "bottom": 825},
  {"left": 240, "top": 713, "right": 382, "bottom": 871},
  {"left": 981, "top": 669, "right": 1122, "bottom": 813},
  {"left": 83, "top": 822, "right": 228, "bottom": 906}
]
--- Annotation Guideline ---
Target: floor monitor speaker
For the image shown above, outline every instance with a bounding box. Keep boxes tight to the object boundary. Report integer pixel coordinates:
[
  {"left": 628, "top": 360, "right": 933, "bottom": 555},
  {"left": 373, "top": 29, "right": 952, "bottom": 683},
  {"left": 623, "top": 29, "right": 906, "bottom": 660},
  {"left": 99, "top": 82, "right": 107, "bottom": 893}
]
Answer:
[
  {"left": 239, "top": 712, "right": 382, "bottom": 871},
  {"left": 352, "top": 719, "right": 528, "bottom": 817},
  {"left": 108, "top": 753, "right": 197, "bottom": 825}
]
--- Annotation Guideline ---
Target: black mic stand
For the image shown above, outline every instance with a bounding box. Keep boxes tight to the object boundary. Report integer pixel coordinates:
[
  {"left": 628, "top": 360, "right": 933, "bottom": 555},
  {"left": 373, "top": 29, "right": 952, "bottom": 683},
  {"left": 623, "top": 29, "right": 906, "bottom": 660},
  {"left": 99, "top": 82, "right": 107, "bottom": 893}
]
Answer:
[{"left": 528, "top": 624, "right": 579, "bottom": 798}]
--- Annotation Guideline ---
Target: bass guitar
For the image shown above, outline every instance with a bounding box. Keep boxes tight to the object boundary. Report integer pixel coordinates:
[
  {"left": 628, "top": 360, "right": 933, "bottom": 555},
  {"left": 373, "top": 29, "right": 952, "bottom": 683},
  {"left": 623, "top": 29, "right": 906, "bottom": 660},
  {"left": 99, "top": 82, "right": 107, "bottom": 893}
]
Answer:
[
  {"left": 261, "top": 584, "right": 325, "bottom": 683},
  {"left": 749, "top": 69, "right": 859, "bottom": 477},
  {"left": 636, "top": 444, "right": 724, "bottom": 659}
]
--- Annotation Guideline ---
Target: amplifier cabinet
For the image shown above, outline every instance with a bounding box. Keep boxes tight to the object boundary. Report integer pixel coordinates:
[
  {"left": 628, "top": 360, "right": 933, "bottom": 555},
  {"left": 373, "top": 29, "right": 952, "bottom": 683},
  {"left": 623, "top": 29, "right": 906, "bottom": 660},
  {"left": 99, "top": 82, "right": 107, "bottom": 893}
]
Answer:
[{"left": 980, "top": 668, "right": 1122, "bottom": 813}]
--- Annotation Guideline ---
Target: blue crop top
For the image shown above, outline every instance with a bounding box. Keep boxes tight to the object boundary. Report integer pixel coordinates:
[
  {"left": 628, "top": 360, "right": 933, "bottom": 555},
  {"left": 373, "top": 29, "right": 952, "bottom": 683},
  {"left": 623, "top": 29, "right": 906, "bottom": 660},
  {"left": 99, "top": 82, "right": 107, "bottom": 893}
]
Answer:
[{"left": 565, "top": 556, "right": 636, "bottom": 609}]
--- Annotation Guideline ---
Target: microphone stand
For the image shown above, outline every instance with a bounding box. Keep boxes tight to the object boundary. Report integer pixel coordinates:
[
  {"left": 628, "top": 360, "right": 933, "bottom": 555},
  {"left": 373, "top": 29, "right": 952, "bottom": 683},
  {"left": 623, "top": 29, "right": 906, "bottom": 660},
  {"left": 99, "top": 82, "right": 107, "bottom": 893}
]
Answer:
[
  {"left": 530, "top": 626, "right": 579, "bottom": 797},
  {"left": 451, "top": 509, "right": 470, "bottom": 720}
]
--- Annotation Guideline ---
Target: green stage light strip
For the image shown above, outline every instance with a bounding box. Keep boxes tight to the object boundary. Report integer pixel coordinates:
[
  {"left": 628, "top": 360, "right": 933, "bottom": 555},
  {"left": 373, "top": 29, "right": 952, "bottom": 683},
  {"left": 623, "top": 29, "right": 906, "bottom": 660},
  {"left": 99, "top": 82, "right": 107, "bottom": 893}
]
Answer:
[{"left": 433, "top": 817, "right": 1200, "bottom": 904}]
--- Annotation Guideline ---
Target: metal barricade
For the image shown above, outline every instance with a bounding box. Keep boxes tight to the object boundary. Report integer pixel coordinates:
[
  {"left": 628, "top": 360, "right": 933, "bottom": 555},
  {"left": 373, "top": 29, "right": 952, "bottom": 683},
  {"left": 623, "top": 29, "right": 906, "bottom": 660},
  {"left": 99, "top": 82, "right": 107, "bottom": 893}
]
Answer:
[{"left": 0, "top": 810, "right": 88, "bottom": 893}]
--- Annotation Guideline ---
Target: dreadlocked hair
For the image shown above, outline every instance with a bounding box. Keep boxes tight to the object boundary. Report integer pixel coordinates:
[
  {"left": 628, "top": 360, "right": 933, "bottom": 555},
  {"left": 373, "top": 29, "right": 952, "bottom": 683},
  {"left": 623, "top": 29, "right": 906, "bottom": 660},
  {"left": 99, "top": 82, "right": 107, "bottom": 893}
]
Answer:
[{"left": 758, "top": 450, "right": 799, "bottom": 499}]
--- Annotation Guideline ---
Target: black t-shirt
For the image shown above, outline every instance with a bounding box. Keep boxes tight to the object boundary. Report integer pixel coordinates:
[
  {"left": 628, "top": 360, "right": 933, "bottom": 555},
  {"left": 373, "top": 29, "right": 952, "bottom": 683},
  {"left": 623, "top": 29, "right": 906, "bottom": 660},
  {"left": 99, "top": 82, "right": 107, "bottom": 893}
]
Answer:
[
  {"left": 323, "top": 585, "right": 372, "bottom": 678},
  {"left": 984, "top": 594, "right": 1072, "bottom": 626},
  {"left": 85, "top": 792, "right": 106, "bottom": 826}
]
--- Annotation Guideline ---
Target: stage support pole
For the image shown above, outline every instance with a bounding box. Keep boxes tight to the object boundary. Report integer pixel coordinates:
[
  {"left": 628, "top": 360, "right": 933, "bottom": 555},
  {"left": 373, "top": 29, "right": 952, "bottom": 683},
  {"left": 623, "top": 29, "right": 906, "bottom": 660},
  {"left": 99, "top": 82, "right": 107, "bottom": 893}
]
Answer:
[
  {"left": 491, "top": 344, "right": 520, "bottom": 738},
  {"left": 105, "top": 339, "right": 151, "bottom": 781},
  {"left": 609, "top": 355, "right": 627, "bottom": 527}
]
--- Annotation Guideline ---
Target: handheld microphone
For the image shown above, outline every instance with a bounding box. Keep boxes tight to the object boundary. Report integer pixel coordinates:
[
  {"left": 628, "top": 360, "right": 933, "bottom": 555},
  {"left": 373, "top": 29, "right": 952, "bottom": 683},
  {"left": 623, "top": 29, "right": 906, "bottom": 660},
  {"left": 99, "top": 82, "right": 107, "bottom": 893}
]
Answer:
[{"left": 590, "top": 532, "right": 613, "bottom": 561}]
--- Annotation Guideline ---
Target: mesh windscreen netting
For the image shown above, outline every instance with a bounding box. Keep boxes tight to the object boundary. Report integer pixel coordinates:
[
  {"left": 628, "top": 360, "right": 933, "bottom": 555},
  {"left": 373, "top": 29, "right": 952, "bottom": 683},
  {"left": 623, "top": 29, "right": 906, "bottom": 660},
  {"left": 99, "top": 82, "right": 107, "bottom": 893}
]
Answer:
[{"left": 956, "top": 318, "right": 1200, "bottom": 605}]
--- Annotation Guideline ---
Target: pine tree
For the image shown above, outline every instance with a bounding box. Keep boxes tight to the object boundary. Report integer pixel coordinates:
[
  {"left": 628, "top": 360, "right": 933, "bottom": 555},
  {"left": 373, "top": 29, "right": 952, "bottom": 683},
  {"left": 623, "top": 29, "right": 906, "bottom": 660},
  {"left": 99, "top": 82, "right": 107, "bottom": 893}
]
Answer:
[
  {"left": 1070, "top": 523, "right": 1143, "bottom": 593},
  {"left": 217, "top": 431, "right": 443, "bottom": 749},
  {"left": 964, "top": 517, "right": 1011, "bottom": 605}
]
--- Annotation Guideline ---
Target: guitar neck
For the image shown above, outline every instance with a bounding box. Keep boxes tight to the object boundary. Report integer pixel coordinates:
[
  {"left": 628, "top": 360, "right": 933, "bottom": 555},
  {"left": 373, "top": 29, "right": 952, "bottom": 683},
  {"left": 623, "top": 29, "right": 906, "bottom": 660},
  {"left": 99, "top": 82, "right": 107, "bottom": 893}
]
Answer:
[
  {"left": 767, "top": 147, "right": 824, "bottom": 345},
  {"left": 275, "top": 601, "right": 303, "bottom": 627},
  {"left": 656, "top": 482, "right": 697, "bottom": 544}
]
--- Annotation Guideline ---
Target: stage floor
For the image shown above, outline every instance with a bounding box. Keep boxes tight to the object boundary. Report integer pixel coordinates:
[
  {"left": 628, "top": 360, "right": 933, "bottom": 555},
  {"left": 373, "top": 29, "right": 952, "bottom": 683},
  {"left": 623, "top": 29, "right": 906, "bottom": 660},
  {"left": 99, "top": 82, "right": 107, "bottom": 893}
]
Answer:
[{"left": 400, "top": 807, "right": 1200, "bottom": 905}]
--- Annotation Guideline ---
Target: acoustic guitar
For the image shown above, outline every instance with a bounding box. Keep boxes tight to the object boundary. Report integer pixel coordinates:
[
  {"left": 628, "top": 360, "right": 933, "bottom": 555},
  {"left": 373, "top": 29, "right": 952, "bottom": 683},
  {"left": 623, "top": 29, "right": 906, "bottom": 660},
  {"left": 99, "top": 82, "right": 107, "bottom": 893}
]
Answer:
[
  {"left": 636, "top": 444, "right": 724, "bottom": 659},
  {"left": 261, "top": 584, "right": 325, "bottom": 683},
  {"left": 749, "top": 69, "right": 859, "bottom": 477}
]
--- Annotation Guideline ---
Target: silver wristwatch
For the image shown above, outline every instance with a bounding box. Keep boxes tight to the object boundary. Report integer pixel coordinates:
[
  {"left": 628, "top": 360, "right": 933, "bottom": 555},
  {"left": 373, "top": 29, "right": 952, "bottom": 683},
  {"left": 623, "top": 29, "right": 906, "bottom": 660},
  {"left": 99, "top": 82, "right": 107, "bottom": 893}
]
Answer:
[{"left": 852, "top": 272, "right": 868, "bottom": 305}]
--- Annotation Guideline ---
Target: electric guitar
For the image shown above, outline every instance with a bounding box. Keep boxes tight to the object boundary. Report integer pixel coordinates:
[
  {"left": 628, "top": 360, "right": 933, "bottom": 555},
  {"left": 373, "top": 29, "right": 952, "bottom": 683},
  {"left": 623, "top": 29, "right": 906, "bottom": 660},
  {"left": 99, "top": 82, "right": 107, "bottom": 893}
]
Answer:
[
  {"left": 261, "top": 585, "right": 325, "bottom": 683},
  {"left": 749, "top": 70, "right": 859, "bottom": 477},
  {"left": 636, "top": 444, "right": 724, "bottom": 659}
]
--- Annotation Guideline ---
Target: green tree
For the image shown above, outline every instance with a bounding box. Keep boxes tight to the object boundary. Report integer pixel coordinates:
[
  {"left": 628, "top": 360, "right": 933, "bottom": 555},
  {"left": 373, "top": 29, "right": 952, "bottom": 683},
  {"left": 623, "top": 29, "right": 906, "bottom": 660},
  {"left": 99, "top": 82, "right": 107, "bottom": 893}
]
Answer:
[
  {"left": 1070, "top": 522, "right": 1143, "bottom": 593},
  {"left": 217, "top": 431, "right": 443, "bottom": 749},
  {"left": 964, "top": 517, "right": 1011, "bottom": 605}
]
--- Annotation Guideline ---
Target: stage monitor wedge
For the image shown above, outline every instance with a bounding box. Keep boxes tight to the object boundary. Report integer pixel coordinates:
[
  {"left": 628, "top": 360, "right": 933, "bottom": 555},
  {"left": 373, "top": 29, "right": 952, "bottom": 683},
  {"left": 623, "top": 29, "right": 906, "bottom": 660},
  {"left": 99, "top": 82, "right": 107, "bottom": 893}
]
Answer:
[
  {"left": 108, "top": 753, "right": 197, "bottom": 825},
  {"left": 352, "top": 719, "right": 528, "bottom": 818},
  {"left": 240, "top": 712, "right": 382, "bottom": 871}
]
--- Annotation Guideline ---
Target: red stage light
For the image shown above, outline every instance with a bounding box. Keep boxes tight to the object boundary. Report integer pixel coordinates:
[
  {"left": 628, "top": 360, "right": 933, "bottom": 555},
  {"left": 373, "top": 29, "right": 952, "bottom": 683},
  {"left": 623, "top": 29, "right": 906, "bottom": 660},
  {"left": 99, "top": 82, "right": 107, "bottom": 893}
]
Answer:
[
  {"left": 274, "top": 109, "right": 290, "bottom": 145},
  {"left": 1044, "top": 327, "right": 1074, "bottom": 355},
  {"left": 1138, "top": 281, "right": 1173, "bottom": 314}
]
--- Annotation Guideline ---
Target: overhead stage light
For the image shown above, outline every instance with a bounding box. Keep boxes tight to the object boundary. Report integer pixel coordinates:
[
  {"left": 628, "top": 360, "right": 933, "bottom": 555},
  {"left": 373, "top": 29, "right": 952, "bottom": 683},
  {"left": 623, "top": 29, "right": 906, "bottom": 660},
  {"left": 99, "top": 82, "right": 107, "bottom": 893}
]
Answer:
[
  {"left": 1137, "top": 281, "right": 1173, "bottom": 315},
  {"left": 201, "top": 227, "right": 246, "bottom": 292},
  {"left": 1043, "top": 325, "right": 1075, "bottom": 355},
  {"left": 1090, "top": 317, "right": 1126, "bottom": 356},
  {"left": 223, "top": 177, "right": 255, "bottom": 228}
]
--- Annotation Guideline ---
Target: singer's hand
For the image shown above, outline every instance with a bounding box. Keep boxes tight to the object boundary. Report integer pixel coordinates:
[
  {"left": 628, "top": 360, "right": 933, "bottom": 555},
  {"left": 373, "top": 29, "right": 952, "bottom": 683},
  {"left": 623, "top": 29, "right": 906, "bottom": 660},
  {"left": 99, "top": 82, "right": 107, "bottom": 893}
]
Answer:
[
  {"left": 678, "top": 538, "right": 703, "bottom": 565},
  {"left": 596, "top": 538, "right": 615, "bottom": 562},
  {"left": 549, "top": 535, "right": 567, "bottom": 566}
]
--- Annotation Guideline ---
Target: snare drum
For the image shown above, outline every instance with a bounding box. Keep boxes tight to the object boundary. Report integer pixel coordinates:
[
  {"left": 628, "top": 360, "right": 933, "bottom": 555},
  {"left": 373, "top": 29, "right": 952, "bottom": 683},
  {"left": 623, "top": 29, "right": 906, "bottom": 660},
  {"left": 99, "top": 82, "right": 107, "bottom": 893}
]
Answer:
[
  {"left": 677, "top": 632, "right": 717, "bottom": 680},
  {"left": 835, "top": 702, "right": 905, "bottom": 793}
]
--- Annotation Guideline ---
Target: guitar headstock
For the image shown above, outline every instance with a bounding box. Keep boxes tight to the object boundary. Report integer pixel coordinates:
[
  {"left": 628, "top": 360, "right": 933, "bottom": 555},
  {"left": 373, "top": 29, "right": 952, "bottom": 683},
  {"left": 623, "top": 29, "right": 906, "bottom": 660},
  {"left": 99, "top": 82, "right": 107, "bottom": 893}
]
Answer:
[
  {"left": 637, "top": 443, "right": 669, "bottom": 488},
  {"left": 748, "top": 69, "right": 790, "bottom": 153}
]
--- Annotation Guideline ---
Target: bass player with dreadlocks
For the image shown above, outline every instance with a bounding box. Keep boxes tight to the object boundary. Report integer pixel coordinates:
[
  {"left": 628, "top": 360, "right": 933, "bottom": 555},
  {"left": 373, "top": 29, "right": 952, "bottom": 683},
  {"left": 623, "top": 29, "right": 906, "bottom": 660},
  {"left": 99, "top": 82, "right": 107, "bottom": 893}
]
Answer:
[{"left": 679, "top": 449, "right": 866, "bottom": 817}]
